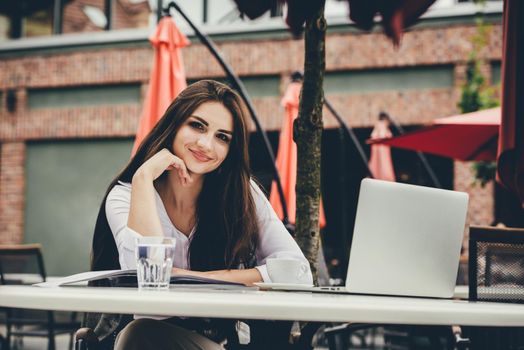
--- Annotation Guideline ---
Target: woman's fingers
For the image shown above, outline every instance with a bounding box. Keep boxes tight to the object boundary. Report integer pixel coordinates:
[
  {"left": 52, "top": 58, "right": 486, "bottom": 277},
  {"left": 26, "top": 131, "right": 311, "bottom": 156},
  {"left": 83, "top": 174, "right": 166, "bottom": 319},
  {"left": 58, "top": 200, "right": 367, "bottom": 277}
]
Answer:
[
  {"left": 139, "top": 149, "right": 195, "bottom": 185},
  {"left": 178, "top": 169, "right": 187, "bottom": 185},
  {"left": 168, "top": 154, "right": 193, "bottom": 186}
]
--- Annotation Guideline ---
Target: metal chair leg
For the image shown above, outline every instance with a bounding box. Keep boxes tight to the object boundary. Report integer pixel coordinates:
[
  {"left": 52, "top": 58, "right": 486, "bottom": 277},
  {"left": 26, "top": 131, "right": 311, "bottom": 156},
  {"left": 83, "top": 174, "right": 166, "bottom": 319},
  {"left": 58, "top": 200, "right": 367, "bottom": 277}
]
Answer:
[
  {"left": 452, "top": 325, "right": 470, "bottom": 350},
  {"left": 74, "top": 328, "right": 99, "bottom": 350},
  {"left": 75, "top": 339, "right": 85, "bottom": 350},
  {"left": 5, "top": 309, "right": 12, "bottom": 350},
  {"left": 68, "top": 312, "right": 78, "bottom": 350},
  {"left": 47, "top": 311, "right": 56, "bottom": 350},
  {"left": 0, "top": 334, "right": 8, "bottom": 350}
]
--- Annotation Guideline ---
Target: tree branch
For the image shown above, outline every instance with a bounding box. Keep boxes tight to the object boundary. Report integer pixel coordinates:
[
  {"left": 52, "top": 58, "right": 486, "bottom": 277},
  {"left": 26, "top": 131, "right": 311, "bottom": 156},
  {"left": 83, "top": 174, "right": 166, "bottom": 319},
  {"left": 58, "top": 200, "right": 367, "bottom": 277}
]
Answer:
[{"left": 293, "top": 4, "right": 326, "bottom": 284}]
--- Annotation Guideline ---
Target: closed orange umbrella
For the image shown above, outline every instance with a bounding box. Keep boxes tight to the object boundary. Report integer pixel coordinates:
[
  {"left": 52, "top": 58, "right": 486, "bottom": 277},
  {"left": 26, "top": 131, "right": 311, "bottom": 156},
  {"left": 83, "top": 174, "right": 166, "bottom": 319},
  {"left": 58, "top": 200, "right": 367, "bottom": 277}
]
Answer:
[
  {"left": 497, "top": 0, "right": 524, "bottom": 207},
  {"left": 132, "top": 17, "right": 190, "bottom": 155},
  {"left": 270, "top": 81, "right": 326, "bottom": 228},
  {"left": 368, "top": 118, "right": 396, "bottom": 182}
]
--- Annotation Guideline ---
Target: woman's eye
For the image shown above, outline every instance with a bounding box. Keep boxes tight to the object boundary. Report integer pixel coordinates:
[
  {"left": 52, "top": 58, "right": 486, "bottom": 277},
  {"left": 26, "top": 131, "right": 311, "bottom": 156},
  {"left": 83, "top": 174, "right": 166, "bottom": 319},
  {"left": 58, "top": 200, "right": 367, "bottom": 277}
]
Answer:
[
  {"left": 217, "top": 134, "right": 231, "bottom": 143},
  {"left": 189, "top": 121, "right": 205, "bottom": 130}
]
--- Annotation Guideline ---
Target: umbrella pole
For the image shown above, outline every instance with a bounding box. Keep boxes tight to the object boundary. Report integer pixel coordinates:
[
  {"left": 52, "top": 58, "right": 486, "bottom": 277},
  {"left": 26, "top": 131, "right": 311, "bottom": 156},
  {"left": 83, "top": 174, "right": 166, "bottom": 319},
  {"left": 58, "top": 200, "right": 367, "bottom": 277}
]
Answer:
[
  {"left": 324, "top": 99, "right": 375, "bottom": 178},
  {"left": 387, "top": 116, "right": 442, "bottom": 189},
  {"left": 337, "top": 128, "right": 350, "bottom": 263},
  {"left": 161, "top": 1, "right": 291, "bottom": 229}
]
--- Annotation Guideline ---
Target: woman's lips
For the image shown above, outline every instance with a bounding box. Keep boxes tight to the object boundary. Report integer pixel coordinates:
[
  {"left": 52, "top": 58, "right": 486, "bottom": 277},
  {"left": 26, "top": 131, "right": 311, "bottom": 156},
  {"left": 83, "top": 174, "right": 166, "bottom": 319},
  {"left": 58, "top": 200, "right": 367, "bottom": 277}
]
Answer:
[{"left": 190, "top": 149, "right": 211, "bottom": 162}]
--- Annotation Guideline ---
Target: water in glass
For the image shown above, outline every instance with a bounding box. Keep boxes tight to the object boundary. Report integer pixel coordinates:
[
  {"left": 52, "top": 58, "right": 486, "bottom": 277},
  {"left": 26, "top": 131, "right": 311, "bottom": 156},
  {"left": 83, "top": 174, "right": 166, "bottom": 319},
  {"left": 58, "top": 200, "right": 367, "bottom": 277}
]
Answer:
[{"left": 136, "top": 238, "right": 176, "bottom": 290}]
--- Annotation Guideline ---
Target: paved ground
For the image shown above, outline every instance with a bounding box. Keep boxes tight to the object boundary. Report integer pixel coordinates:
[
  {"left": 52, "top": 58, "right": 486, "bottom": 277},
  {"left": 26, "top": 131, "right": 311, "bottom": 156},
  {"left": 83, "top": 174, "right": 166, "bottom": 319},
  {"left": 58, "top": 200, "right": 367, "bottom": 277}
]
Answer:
[{"left": 0, "top": 325, "right": 73, "bottom": 350}]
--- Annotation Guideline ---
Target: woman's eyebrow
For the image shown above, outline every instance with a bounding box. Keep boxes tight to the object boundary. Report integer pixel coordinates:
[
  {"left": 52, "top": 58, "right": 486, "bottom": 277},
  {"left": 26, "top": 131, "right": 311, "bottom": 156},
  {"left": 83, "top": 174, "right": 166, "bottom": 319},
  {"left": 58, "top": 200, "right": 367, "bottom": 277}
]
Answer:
[
  {"left": 191, "top": 115, "right": 233, "bottom": 135},
  {"left": 219, "top": 129, "right": 233, "bottom": 135}
]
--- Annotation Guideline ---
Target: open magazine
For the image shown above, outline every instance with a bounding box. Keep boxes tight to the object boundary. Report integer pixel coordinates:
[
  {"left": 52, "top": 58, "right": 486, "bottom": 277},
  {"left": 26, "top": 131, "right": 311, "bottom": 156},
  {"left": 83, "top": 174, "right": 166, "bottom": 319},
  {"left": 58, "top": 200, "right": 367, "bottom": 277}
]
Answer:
[{"left": 34, "top": 270, "right": 245, "bottom": 288}]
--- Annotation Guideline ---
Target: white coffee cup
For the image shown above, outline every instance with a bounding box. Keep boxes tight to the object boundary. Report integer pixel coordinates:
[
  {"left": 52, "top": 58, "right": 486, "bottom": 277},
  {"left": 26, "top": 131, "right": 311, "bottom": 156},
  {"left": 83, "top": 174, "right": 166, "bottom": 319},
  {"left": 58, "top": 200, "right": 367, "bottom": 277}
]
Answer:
[{"left": 266, "top": 258, "right": 309, "bottom": 284}]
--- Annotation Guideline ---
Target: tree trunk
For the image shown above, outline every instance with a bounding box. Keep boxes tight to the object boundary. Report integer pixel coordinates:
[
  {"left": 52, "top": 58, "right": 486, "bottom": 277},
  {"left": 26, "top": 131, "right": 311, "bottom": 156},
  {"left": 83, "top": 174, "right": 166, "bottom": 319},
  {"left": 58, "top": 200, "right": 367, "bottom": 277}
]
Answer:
[{"left": 293, "top": 5, "right": 326, "bottom": 284}]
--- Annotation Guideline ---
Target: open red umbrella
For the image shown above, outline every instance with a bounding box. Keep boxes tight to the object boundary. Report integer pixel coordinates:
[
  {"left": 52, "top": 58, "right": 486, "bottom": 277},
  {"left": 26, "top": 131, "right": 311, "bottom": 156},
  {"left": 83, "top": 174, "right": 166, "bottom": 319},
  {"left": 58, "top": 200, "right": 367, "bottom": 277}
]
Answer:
[
  {"left": 368, "top": 107, "right": 500, "bottom": 162},
  {"left": 132, "top": 17, "right": 190, "bottom": 155},
  {"left": 497, "top": 0, "right": 524, "bottom": 206},
  {"left": 269, "top": 81, "right": 326, "bottom": 228}
]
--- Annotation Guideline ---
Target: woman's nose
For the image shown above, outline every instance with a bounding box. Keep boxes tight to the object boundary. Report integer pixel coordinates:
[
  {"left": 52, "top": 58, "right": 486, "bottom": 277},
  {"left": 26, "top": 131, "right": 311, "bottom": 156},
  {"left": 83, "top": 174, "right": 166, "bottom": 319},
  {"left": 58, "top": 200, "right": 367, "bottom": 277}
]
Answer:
[{"left": 196, "top": 134, "right": 212, "bottom": 150}]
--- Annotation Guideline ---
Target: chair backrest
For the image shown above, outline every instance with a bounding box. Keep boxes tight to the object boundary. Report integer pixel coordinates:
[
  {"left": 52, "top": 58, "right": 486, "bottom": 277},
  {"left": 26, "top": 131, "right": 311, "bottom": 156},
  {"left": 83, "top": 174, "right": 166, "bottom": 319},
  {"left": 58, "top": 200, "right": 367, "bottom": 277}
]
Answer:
[
  {"left": 469, "top": 225, "right": 524, "bottom": 303},
  {"left": 0, "top": 244, "right": 46, "bottom": 285}
]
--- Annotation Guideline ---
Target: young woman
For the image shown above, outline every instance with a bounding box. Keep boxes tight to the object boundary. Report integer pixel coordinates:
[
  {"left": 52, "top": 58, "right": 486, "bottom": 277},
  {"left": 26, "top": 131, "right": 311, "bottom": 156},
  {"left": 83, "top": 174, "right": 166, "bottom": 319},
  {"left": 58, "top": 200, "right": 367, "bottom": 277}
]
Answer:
[{"left": 90, "top": 80, "right": 312, "bottom": 349}]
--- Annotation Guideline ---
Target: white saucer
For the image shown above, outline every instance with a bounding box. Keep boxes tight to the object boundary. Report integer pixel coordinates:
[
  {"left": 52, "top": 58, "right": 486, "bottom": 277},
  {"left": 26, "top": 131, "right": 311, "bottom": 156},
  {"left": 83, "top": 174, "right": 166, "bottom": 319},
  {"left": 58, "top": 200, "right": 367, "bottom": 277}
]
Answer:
[{"left": 254, "top": 282, "right": 314, "bottom": 291}]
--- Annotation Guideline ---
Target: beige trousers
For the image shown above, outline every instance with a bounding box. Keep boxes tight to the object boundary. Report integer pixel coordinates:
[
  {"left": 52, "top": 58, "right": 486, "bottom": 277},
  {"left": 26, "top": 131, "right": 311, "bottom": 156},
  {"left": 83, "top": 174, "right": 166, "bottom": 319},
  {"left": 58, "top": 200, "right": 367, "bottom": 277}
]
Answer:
[{"left": 114, "top": 318, "right": 224, "bottom": 350}]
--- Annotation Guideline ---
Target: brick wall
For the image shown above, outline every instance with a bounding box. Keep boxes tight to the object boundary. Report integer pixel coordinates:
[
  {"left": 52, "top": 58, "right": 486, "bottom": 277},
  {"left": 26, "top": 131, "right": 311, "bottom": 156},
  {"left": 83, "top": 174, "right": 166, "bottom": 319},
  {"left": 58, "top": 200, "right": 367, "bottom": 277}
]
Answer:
[
  {"left": 0, "top": 21, "right": 503, "bottom": 243},
  {"left": 0, "top": 142, "right": 26, "bottom": 244},
  {"left": 0, "top": 24, "right": 502, "bottom": 131},
  {"left": 454, "top": 161, "right": 495, "bottom": 254}
]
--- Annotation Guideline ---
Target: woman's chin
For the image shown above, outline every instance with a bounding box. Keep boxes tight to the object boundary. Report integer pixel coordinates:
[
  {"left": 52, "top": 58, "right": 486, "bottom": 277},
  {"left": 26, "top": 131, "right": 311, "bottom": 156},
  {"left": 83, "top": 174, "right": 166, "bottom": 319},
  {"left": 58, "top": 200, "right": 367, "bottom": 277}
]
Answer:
[{"left": 186, "top": 164, "right": 217, "bottom": 176}]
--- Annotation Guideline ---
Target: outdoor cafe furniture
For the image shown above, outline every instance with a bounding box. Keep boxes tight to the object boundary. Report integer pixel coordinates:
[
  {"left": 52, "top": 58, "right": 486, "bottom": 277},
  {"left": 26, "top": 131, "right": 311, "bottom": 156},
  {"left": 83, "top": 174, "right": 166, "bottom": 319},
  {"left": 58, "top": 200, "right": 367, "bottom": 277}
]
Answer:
[
  {"left": 321, "top": 225, "right": 524, "bottom": 349},
  {"left": 0, "top": 244, "right": 80, "bottom": 350},
  {"left": 2, "top": 224, "right": 524, "bottom": 349},
  {"left": 464, "top": 225, "right": 524, "bottom": 350},
  {"left": 1, "top": 284, "right": 524, "bottom": 349}
]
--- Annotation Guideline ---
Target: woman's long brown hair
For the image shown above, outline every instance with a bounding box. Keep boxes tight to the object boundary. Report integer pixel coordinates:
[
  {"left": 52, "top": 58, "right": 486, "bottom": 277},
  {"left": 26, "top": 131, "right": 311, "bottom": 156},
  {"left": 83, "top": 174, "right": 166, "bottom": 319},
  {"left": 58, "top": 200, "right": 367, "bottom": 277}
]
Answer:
[{"left": 91, "top": 80, "right": 259, "bottom": 272}]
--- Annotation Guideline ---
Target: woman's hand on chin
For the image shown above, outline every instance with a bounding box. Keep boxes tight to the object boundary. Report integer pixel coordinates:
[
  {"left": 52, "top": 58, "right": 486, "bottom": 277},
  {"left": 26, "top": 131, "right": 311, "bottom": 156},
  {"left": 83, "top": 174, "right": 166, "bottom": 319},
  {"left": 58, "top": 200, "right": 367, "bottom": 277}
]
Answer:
[{"left": 134, "top": 148, "right": 193, "bottom": 186}]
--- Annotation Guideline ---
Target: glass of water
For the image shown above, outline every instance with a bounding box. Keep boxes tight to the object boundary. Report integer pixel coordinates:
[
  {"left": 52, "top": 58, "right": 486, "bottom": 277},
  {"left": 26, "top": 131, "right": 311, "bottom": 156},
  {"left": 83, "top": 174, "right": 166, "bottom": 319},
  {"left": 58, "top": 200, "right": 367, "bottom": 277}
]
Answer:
[{"left": 135, "top": 237, "right": 176, "bottom": 290}]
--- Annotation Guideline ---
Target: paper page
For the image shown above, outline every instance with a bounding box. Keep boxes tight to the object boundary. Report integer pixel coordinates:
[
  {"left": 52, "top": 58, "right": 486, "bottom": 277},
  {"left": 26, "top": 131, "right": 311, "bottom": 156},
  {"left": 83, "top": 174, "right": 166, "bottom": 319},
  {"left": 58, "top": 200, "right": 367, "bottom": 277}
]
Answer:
[
  {"left": 33, "top": 270, "right": 246, "bottom": 288},
  {"left": 33, "top": 270, "right": 135, "bottom": 287}
]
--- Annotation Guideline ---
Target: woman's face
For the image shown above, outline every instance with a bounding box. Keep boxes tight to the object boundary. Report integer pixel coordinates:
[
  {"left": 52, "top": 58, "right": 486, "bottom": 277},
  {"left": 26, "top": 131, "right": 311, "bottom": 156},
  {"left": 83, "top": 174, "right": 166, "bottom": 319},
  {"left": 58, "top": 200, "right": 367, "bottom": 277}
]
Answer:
[{"left": 173, "top": 101, "right": 234, "bottom": 175}]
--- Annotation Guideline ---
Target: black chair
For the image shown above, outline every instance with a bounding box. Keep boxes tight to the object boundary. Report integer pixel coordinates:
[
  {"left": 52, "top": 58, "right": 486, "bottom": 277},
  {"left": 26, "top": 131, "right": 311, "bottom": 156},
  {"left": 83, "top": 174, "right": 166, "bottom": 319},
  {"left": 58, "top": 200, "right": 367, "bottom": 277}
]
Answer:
[
  {"left": 76, "top": 317, "right": 295, "bottom": 350},
  {"left": 323, "top": 323, "right": 380, "bottom": 349},
  {"left": 74, "top": 233, "right": 331, "bottom": 350},
  {"left": 74, "top": 268, "right": 298, "bottom": 349},
  {"left": 463, "top": 225, "right": 524, "bottom": 350},
  {"left": 323, "top": 324, "right": 453, "bottom": 350},
  {"left": 0, "top": 244, "right": 81, "bottom": 350},
  {"left": 468, "top": 225, "right": 524, "bottom": 303}
]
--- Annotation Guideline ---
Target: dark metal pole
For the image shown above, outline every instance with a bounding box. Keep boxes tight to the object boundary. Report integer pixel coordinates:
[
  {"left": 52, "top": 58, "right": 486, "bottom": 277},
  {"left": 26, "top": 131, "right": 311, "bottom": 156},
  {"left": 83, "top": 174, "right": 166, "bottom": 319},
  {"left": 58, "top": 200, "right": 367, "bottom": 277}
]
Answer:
[
  {"left": 324, "top": 99, "right": 374, "bottom": 178},
  {"left": 203, "top": 0, "right": 208, "bottom": 23},
  {"left": 104, "top": 0, "right": 112, "bottom": 30},
  {"left": 387, "top": 115, "right": 442, "bottom": 188},
  {"left": 157, "top": 0, "right": 163, "bottom": 23},
  {"left": 11, "top": 14, "right": 22, "bottom": 39},
  {"left": 163, "top": 2, "right": 291, "bottom": 228},
  {"left": 53, "top": 0, "right": 63, "bottom": 34}
]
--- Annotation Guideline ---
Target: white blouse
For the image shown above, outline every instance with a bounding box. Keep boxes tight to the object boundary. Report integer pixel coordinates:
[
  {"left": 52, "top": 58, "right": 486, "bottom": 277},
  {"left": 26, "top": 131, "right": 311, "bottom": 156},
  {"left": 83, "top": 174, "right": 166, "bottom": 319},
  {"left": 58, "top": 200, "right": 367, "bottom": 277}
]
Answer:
[{"left": 105, "top": 180, "right": 312, "bottom": 284}]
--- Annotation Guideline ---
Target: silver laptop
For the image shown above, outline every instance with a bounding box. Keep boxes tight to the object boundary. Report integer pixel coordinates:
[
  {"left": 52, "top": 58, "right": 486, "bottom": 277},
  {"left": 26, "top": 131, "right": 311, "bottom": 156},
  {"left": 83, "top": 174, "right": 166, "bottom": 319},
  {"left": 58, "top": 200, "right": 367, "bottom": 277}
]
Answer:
[{"left": 283, "top": 178, "right": 469, "bottom": 298}]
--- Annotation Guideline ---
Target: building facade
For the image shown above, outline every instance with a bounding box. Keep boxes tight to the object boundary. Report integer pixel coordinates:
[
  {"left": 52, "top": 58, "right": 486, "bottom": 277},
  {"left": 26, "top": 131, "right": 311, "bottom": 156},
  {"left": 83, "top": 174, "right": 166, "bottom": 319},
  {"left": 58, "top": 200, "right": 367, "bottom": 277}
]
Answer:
[{"left": 0, "top": 0, "right": 507, "bottom": 275}]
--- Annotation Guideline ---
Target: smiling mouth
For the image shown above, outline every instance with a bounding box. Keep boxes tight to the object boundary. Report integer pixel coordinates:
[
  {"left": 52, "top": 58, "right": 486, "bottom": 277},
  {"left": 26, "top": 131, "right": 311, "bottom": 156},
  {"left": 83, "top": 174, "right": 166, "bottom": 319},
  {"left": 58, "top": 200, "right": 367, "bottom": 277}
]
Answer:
[{"left": 189, "top": 149, "right": 212, "bottom": 162}]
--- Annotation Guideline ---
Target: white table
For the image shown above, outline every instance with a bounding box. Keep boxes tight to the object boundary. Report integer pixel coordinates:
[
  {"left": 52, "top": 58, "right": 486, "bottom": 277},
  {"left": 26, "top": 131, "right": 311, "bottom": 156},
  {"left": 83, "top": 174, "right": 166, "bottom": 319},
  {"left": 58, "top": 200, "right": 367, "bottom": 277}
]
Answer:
[
  {"left": 0, "top": 285, "right": 524, "bottom": 327},
  {"left": 3, "top": 273, "right": 62, "bottom": 284}
]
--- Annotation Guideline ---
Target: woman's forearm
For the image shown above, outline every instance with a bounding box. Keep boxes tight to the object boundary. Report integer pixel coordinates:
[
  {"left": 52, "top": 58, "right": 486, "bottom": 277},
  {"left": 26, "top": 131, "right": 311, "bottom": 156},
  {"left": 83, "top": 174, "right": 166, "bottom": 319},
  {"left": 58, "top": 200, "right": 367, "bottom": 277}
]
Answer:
[
  {"left": 128, "top": 171, "right": 163, "bottom": 236},
  {"left": 205, "top": 268, "right": 263, "bottom": 286},
  {"left": 172, "top": 267, "right": 263, "bottom": 286}
]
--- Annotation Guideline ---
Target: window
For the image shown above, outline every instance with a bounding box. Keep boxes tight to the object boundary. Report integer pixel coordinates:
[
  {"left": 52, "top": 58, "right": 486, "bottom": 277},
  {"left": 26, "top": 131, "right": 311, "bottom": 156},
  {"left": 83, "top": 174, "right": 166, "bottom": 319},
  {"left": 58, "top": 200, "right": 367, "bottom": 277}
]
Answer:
[
  {"left": 0, "top": 14, "right": 9, "bottom": 40},
  {"left": 63, "top": 0, "right": 151, "bottom": 34},
  {"left": 324, "top": 66, "right": 454, "bottom": 94},
  {"left": 0, "top": 0, "right": 152, "bottom": 40},
  {"left": 0, "top": 2, "right": 54, "bottom": 41},
  {"left": 24, "top": 8, "right": 53, "bottom": 37}
]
